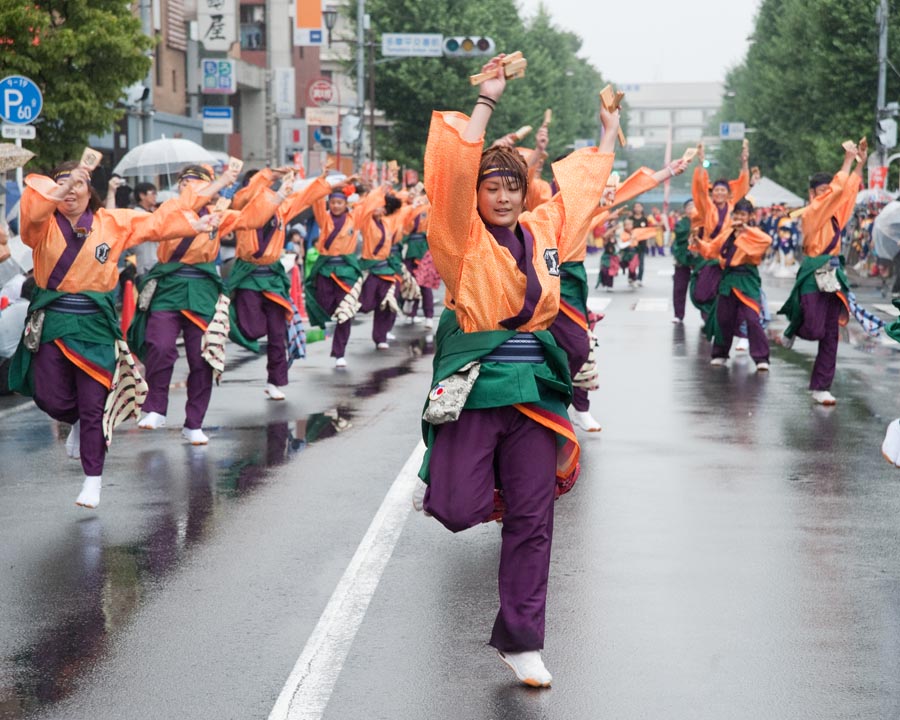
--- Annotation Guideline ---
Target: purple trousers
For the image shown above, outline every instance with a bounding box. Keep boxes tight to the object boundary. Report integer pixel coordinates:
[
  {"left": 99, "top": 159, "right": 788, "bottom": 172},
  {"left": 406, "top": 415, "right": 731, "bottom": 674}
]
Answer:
[
  {"left": 233, "top": 289, "right": 289, "bottom": 386},
  {"left": 712, "top": 292, "right": 769, "bottom": 363},
  {"left": 314, "top": 274, "right": 353, "bottom": 358},
  {"left": 33, "top": 341, "right": 108, "bottom": 475},
  {"left": 796, "top": 291, "right": 843, "bottom": 391},
  {"left": 672, "top": 264, "right": 692, "bottom": 320},
  {"left": 358, "top": 274, "right": 396, "bottom": 344},
  {"left": 424, "top": 407, "right": 557, "bottom": 652},
  {"left": 549, "top": 311, "right": 591, "bottom": 412},
  {"left": 141, "top": 310, "right": 212, "bottom": 429},
  {"left": 403, "top": 259, "right": 435, "bottom": 319}
]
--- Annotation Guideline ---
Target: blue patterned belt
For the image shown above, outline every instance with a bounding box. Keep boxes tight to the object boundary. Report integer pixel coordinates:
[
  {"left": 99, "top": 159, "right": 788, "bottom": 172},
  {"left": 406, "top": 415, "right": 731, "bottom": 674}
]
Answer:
[
  {"left": 174, "top": 266, "right": 210, "bottom": 279},
  {"left": 325, "top": 256, "right": 347, "bottom": 265},
  {"left": 47, "top": 294, "right": 100, "bottom": 315},
  {"left": 370, "top": 260, "right": 391, "bottom": 270},
  {"left": 407, "top": 233, "right": 427, "bottom": 241},
  {"left": 481, "top": 333, "right": 545, "bottom": 363},
  {"left": 251, "top": 266, "right": 276, "bottom": 276}
]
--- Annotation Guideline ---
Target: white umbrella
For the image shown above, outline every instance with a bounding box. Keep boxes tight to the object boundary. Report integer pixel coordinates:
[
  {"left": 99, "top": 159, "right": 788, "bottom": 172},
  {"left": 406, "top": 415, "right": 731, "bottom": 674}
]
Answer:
[
  {"left": 873, "top": 200, "right": 900, "bottom": 260},
  {"left": 113, "top": 138, "right": 216, "bottom": 177},
  {"left": 856, "top": 187, "right": 897, "bottom": 207}
]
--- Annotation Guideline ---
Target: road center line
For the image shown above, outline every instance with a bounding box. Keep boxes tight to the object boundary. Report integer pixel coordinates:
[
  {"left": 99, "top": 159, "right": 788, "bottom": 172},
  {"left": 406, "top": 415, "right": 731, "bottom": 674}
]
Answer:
[{"left": 267, "top": 440, "right": 427, "bottom": 720}]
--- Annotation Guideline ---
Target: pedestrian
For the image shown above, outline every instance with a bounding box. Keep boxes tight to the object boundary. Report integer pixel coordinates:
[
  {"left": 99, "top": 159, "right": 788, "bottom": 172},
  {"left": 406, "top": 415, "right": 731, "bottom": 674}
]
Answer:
[
  {"left": 416, "top": 54, "right": 618, "bottom": 687},
  {"left": 630, "top": 201, "right": 653, "bottom": 284},
  {"left": 8, "top": 159, "right": 213, "bottom": 508},
  {"left": 130, "top": 163, "right": 286, "bottom": 442},
  {"left": 778, "top": 139, "right": 865, "bottom": 405},
  {"left": 127, "top": 181, "right": 161, "bottom": 281},
  {"left": 700, "top": 198, "right": 771, "bottom": 369}
]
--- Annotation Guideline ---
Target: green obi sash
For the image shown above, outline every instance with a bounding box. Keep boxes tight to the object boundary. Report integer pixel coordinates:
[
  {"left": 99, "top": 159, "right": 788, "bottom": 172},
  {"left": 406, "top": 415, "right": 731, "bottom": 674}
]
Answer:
[
  {"left": 418, "top": 309, "right": 574, "bottom": 484},
  {"left": 8, "top": 288, "right": 119, "bottom": 397},
  {"left": 127, "top": 261, "right": 222, "bottom": 360},
  {"left": 777, "top": 254, "right": 848, "bottom": 338},
  {"left": 559, "top": 261, "right": 589, "bottom": 318},
  {"left": 226, "top": 258, "right": 292, "bottom": 352},
  {"left": 671, "top": 218, "right": 696, "bottom": 267},
  {"left": 303, "top": 253, "right": 363, "bottom": 329},
  {"left": 404, "top": 234, "right": 429, "bottom": 261},
  {"left": 360, "top": 255, "right": 404, "bottom": 276}
]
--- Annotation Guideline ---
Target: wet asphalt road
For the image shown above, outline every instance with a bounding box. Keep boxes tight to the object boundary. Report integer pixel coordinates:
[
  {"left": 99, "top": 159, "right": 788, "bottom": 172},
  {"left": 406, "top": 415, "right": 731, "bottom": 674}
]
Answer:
[{"left": 3, "top": 254, "right": 900, "bottom": 720}]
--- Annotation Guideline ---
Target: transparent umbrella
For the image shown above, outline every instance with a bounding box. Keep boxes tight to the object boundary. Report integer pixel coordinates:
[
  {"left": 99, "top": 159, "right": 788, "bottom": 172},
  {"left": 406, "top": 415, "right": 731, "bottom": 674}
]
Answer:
[
  {"left": 873, "top": 200, "right": 900, "bottom": 260},
  {"left": 0, "top": 143, "right": 35, "bottom": 173},
  {"left": 112, "top": 138, "right": 216, "bottom": 177}
]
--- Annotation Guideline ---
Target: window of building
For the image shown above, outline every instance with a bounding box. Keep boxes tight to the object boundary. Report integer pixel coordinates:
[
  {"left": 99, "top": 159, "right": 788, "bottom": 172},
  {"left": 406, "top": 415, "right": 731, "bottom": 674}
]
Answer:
[{"left": 240, "top": 5, "right": 266, "bottom": 50}]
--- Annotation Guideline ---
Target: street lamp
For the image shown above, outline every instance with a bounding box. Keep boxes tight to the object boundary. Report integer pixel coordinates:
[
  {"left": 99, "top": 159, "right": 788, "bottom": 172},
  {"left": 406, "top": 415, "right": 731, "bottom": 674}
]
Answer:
[{"left": 323, "top": 5, "right": 338, "bottom": 48}]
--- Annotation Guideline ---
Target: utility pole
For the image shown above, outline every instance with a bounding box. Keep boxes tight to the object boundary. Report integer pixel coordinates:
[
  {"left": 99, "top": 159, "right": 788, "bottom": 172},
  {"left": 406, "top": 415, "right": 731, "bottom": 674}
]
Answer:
[
  {"left": 876, "top": 0, "right": 889, "bottom": 168},
  {"left": 369, "top": 25, "right": 376, "bottom": 161},
  {"left": 355, "top": 0, "right": 366, "bottom": 170}
]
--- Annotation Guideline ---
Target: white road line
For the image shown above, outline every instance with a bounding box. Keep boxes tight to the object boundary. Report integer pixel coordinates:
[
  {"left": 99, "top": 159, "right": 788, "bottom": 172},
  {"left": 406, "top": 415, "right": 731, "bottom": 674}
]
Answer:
[
  {"left": 0, "top": 402, "right": 35, "bottom": 421},
  {"left": 268, "top": 440, "right": 427, "bottom": 720}
]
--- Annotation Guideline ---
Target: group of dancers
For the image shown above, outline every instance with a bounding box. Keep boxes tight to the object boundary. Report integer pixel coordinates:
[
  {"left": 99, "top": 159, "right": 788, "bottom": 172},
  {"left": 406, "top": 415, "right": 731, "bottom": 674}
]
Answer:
[
  {"left": 10, "top": 49, "right": 900, "bottom": 690},
  {"left": 7, "top": 154, "right": 438, "bottom": 511}
]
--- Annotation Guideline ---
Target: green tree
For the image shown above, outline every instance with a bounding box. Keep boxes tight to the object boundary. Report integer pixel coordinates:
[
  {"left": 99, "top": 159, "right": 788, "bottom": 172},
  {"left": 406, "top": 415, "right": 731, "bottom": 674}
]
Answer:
[
  {"left": 713, "top": 0, "right": 894, "bottom": 193},
  {"left": 0, "top": 1, "right": 153, "bottom": 169},
  {"left": 348, "top": 0, "right": 604, "bottom": 170}
]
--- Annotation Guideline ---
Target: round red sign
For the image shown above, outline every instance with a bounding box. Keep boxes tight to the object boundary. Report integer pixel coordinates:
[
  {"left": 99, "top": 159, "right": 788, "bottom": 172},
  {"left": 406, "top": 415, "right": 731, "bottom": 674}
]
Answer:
[{"left": 308, "top": 79, "right": 334, "bottom": 107}]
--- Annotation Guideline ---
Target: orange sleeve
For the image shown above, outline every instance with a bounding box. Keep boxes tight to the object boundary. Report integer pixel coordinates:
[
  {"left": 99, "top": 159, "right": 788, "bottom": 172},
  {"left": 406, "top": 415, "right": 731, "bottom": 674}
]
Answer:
[
  {"left": 613, "top": 168, "right": 659, "bottom": 207},
  {"left": 729, "top": 170, "right": 750, "bottom": 202},
  {"left": 278, "top": 176, "right": 331, "bottom": 221},
  {"left": 423, "top": 111, "right": 484, "bottom": 300},
  {"left": 530, "top": 147, "right": 614, "bottom": 259},
  {"left": 802, "top": 172, "right": 849, "bottom": 242},
  {"left": 732, "top": 226, "right": 772, "bottom": 265},
  {"left": 835, "top": 173, "right": 861, "bottom": 228},
  {"left": 694, "top": 235, "right": 725, "bottom": 260},
  {"left": 231, "top": 169, "right": 274, "bottom": 211},
  {"left": 20, "top": 175, "right": 61, "bottom": 249},
  {"left": 692, "top": 167, "right": 711, "bottom": 221},
  {"left": 218, "top": 188, "right": 281, "bottom": 236},
  {"left": 118, "top": 200, "right": 199, "bottom": 249},
  {"left": 525, "top": 173, "right": 552, "bottom": 211}
]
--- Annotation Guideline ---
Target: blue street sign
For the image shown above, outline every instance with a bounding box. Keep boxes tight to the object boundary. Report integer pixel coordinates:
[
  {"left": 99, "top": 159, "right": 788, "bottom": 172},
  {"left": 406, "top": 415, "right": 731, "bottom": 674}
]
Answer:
[{"left": 0, "top": 75, "right": 43, "bottom": 125}]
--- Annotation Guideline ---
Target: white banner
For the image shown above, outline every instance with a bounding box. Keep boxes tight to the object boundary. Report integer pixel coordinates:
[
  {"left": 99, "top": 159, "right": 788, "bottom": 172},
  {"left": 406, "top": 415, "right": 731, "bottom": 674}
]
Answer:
[
  {"left": 306, "top": 106, "right": 339, "bottom": 126},
  {"left": 198, "top": 0, "right": 236, "bottom": 52},
  {"left": 273, "top": 67, "right": 296, "bottom": 116}
]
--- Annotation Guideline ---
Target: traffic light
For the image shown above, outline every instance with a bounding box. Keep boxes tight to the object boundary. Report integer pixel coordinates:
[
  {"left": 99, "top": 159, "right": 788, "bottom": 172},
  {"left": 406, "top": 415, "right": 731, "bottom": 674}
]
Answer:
[
  {"left": 314, "top": 126, "right": 334, "bottom": 152},
  {"left": 877, "top": 117, "right": 897, "bottom": 149},
  {"left": 442, "top": 36, "right": 495, "bottom": 57}
]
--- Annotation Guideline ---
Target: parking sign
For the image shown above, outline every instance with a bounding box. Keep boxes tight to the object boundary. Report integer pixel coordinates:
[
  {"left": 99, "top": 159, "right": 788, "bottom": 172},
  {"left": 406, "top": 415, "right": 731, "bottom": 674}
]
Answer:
[{"left": 0, "top": 75, "right": 43, "bottom": 125}]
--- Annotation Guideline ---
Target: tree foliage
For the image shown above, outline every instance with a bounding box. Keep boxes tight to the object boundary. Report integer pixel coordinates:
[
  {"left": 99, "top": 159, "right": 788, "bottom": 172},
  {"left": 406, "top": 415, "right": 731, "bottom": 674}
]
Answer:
[
  {"left": 350, "top": 0, "right": 605, "bottom": 170},
  {"left": 0, "top": 1, "right": 153, "bottom": 169},
  {"left": 712, "top": 0, "right": 896, "bottom": 193}
]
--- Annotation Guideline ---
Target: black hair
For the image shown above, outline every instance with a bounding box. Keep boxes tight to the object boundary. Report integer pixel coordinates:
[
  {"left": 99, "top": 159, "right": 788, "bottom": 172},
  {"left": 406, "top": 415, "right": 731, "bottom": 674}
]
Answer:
[
  {"left": 712, "top": 178, "right": 730, "bottom": 190},
  {"left": 682, "top": 198, "right": 694, "bottom": 209},
  {"left": 134, "top": 181, "right": 157, "bottom": 197},
  {"left": 734, "top": 198, "right": 754, "bottom": 213},
  {"left": 384, "top": 194, "right": 402, "bottom": 216},
  {"left": 809, "top": 172, "right": 832, "bottom": 190},
  {"left": 241, "top": 169, "right": 259, "bottom": 188}
]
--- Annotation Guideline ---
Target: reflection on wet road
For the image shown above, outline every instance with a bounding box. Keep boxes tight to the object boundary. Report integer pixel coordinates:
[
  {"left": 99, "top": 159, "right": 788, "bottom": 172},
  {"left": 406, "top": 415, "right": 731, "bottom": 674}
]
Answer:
[{"left": 0, "top": 358, "right": 409, "bottom": 719}]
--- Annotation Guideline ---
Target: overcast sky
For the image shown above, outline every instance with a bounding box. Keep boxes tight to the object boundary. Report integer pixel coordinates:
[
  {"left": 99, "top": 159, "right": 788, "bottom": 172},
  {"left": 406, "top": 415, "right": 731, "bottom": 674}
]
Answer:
[{"left": 518, "top": 0, "right": 763, "bottom": 84}]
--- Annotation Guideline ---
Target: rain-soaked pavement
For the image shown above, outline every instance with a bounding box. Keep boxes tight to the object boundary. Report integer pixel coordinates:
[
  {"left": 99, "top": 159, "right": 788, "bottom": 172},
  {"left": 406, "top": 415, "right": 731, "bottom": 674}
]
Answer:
[{"left": 3, "top": 254, "right": 900, "bottom": 719}]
